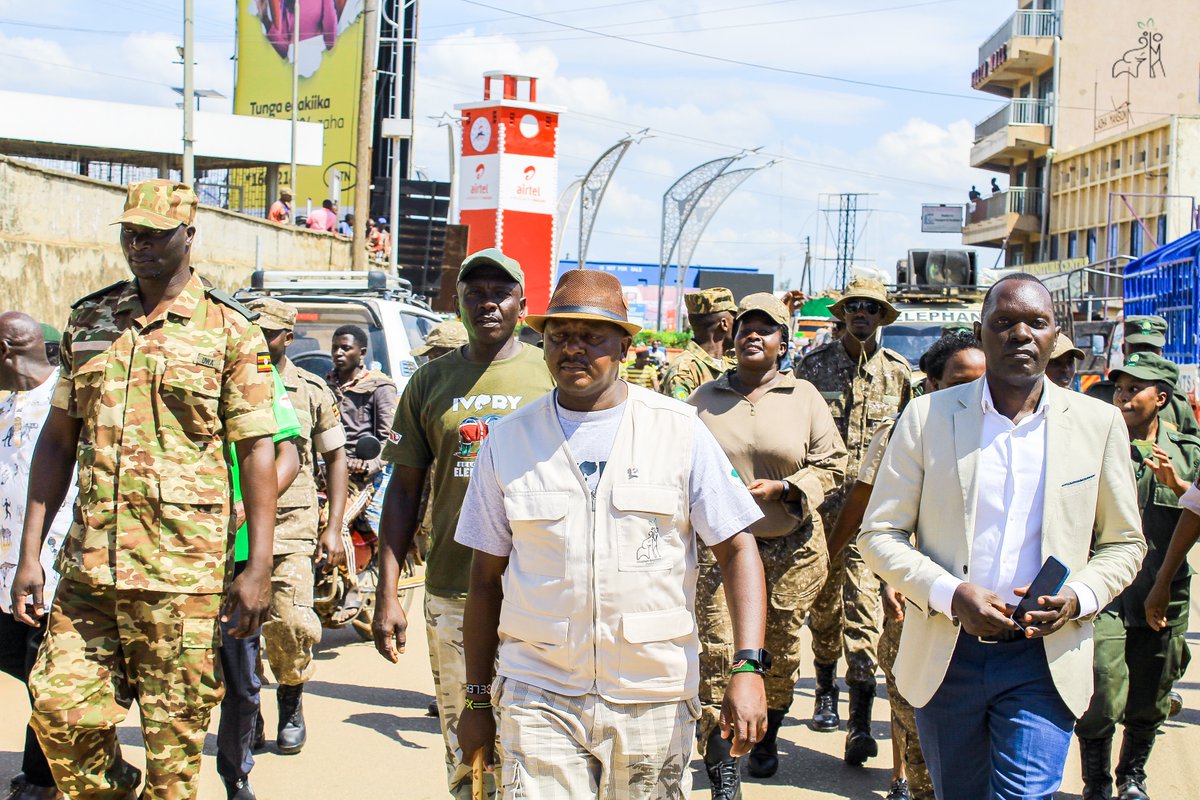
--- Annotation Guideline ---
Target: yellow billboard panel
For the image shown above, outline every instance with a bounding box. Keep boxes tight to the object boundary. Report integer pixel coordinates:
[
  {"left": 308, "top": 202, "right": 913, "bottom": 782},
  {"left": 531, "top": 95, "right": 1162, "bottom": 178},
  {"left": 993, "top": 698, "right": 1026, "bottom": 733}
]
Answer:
[{"left": 233, "top": 0, "right": 365, "bottom": 210}]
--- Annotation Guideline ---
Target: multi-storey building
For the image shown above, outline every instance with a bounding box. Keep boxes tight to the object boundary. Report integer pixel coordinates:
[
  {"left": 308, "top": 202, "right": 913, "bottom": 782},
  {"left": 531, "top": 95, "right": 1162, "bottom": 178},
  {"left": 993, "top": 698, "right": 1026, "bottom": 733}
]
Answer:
[{"left": 964, "top": 0, "right": 1200, "bottom": 266}]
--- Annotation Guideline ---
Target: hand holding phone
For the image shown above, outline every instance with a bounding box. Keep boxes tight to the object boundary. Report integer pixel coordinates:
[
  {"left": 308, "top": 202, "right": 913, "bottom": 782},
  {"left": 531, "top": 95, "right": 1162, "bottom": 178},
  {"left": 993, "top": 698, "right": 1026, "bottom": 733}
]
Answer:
[{"left": 1011, "top": 556, "right": 1076, "bottom": 638}]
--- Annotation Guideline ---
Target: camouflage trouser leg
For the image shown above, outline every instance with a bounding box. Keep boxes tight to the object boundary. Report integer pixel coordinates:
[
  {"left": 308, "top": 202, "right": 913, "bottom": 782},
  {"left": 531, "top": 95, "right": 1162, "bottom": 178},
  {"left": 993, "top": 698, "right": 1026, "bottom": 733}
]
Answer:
[
  {"left": 29, "top": 579, "right": 222, "bottom": 800},
  {"left": 879, "top": 614, "right": 933, "bottom": 800},
  {"left": 425, "top": 593, "right": 499, "bottom": 799},
  {"left": 262, "top": 548, "right": 322, "bottom": 686},
  {"left": 696, "top": 530, "right": 829, "bottom": 756}
]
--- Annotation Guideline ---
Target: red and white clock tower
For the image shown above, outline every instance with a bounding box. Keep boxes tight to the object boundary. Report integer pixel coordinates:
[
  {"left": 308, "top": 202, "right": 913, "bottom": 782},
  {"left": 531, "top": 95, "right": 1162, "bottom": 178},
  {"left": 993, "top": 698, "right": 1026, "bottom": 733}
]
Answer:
[{"left": 456, "top": 72, "right": 564, "bottom": 314}]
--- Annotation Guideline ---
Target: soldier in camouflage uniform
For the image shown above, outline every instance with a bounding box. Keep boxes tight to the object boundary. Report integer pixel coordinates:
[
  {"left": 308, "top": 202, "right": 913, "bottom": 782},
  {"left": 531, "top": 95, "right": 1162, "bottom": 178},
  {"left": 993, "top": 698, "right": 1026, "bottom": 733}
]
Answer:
[
  {"left": 10, "top": 180, "right": 279, "bottom": 800},
  {"left": 660, "top": 288, "right": 737, "bottom": 400},
  {"left": 245, "top": 298, "right": 349, "bottom": 757},
  {"left": 796, "top": 276, "right": 911, "bottom": 767}
]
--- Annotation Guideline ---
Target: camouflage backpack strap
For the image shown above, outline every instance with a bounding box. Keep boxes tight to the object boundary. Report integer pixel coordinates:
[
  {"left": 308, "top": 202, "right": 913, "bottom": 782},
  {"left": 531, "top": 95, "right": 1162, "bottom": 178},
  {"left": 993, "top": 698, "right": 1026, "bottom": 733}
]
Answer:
[
  {"left": 204, "top": 286, "right": 260, "bottom": 322},
  {"left": 70, "top": 279, "right": 129, "bottom": 309}
]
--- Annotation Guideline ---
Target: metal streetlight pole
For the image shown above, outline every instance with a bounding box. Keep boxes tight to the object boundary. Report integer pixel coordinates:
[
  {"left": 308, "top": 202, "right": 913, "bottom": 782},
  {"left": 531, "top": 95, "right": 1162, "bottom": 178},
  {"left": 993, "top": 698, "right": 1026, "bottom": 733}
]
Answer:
[
  {"left": 289, "top": 0, "right": 300, "bottom": 223},
  {"left": 182, "top": 0, "right": 195, "bottom": 186}
]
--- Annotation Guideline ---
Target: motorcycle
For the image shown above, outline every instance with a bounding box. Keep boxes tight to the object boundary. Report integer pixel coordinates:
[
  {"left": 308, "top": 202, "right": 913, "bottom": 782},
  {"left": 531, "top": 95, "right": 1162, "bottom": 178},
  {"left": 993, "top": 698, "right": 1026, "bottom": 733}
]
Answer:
[{"left": 314, "top": 435, "right": 420, "bottom": 640}]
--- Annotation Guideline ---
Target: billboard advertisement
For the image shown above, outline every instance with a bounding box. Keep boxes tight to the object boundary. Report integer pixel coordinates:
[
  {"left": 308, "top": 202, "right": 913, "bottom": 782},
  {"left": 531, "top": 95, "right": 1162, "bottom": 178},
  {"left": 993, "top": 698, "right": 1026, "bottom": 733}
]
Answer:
[
  {"left": 233, "top": 0, "right": 366, "bottom": 208},
  {"left": 920, "top": 204, "right": 965, "bottom": 233}
]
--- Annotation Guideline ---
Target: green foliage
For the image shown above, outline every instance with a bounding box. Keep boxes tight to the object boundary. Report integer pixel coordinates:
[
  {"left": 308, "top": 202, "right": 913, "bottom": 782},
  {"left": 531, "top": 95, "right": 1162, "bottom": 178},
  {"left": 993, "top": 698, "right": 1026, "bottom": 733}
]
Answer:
[{"left": 633, "top": 330, "right": 692, "bottom": 348}]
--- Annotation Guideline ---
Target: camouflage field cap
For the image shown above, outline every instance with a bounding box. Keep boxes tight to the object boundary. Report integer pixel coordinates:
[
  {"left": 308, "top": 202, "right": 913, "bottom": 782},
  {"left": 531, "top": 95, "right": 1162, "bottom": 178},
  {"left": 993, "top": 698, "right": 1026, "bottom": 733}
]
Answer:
[
  {"left": 684, "top": 287, "right": 736, "bottom": 316},
  {"left": 458, "top": 248, "right": 524, "bottom": 288},
  {"left": 1123, "top": 315, "right": 1167, "bottom": 347},
  {"left": 245, "top": 297, "right": 297, "bottom": 332},
  {"left": 114, "top": 179, "right": 198, "bottom": 230},
  {"left": 1108, "top": 351, "right": 1179, "bottom": 385},
  {"left": 1050, "top": 332, "right": 1084, "bottom": 361},
  {"left": 830, "top": 276, "right": 900, "bottom": 325},
  {"left": 734, "top": 292, "right": 790, "bottom": 327},
  {"left": 412, "top": 318, "right": 468, "bottom": 356}
]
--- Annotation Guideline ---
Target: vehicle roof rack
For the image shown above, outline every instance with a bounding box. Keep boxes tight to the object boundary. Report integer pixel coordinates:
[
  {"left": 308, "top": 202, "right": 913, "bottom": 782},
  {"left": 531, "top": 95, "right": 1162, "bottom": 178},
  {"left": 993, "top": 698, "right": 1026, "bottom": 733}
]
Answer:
[{"left": 240, "top": 270, "right": 431, "bottom": 309}]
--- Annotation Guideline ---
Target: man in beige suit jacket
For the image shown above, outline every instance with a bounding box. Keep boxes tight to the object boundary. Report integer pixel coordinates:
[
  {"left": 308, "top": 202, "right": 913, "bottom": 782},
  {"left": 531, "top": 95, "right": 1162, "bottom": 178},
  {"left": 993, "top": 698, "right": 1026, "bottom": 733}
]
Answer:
[{"left": 859, "top": 275, "right": 1145, "bottom": 800}]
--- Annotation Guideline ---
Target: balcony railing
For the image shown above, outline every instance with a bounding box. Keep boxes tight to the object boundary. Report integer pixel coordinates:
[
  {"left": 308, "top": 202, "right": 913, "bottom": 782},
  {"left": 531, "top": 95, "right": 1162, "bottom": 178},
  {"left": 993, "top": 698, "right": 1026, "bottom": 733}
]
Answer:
[
  {"left": 978, "top": 9, "right": 1059, "bottom": 65},
  {"left": 970, "top": 187, "right": 1044, "bottom": 223},
  {"left": 974, "top": 98, "right": 1054, "bottom": 142}
]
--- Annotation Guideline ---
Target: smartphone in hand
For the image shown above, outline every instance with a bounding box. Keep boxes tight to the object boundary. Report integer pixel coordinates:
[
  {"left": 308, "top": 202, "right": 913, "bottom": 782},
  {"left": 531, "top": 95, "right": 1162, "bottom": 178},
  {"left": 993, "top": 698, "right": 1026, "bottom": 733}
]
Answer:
[{"left": 1012, "top": 556, "right": 1069, "bottom": 630}]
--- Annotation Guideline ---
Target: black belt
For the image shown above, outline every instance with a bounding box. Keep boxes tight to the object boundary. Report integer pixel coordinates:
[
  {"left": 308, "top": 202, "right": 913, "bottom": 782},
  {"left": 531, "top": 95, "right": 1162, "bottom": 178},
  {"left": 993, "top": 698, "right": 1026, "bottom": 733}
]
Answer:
[{"left": 977, "top": 628, "right": 1026, "bottom": 644}]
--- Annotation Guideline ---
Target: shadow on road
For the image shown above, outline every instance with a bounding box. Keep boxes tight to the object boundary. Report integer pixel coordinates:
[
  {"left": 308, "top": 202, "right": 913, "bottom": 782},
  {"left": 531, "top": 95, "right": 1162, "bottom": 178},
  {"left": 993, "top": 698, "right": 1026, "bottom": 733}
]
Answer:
[
  {"left": 344, "top": 711, "right": 439, "bottom": 747},
  {"left": 303, "top": 679, "right": 434, "bottom": 713}
]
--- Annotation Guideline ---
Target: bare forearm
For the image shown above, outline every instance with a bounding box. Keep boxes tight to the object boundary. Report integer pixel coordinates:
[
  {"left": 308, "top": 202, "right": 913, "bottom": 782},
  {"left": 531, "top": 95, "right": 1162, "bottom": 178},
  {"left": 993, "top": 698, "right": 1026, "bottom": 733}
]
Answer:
[
  {"left": 19, "top": 410, "right": 80, "bottom": 563},
  {"left": 829, "top": 481, "right": 873, "bottom": 557},
  {"left": 377, "top": 469, "right": 423, "bottom": 589},
  {"left": 322, "top": 448, "right": 349, "bottom": 533},
  {"left": 276, "top": 440, "right": 300, "bottom": 495},
  {"left": 464, "top": 556, "right": 505, "bottom": 686},
  {"left": 1156, "top": 511, "right": 1200, "bottom": 589},
  {"left": 712, "top": 533, "right": 766, "bottom": 651},
  {"left": 235, "top": 436, "right": 278, "bottom": 573}
]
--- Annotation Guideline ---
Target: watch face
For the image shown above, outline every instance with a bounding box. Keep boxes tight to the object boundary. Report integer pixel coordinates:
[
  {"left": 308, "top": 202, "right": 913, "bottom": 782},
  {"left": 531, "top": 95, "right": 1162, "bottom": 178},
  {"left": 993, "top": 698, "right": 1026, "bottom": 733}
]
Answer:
[{"left": 470, "top": 116, "right": 492, "bottom": 152}]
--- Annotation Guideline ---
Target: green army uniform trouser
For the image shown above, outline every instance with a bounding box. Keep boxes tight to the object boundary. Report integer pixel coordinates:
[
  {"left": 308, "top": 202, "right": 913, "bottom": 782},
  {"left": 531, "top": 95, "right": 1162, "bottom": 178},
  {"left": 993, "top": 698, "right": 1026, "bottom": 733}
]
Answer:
[
  {"left": 262, "top": 505, "right": 322, "bottom": 687},
  {"left": 878, "top": 613, "right": 933, "bottom": 800},
  {"left": 1076, "top": 585, "right": 1192, "bottom": 743},
  {"left": 29, "top": 578, "right": 222, "bottom": 800},
  {"left": 808, "top": 496, "right": 883, "bottom": 685},
  {"left": 696, "top": 529, "right": 829, "bottom": 755}
]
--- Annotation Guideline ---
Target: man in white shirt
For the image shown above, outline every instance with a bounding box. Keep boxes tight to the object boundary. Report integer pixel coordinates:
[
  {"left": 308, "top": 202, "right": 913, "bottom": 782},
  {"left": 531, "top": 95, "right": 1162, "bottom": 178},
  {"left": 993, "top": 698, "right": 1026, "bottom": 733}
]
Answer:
[
  {"left": 0, "top": 313, "right": 75, "bottom": 800},
  {"left": 859, "top": 275, "right": 1145, "bottom": 800}
]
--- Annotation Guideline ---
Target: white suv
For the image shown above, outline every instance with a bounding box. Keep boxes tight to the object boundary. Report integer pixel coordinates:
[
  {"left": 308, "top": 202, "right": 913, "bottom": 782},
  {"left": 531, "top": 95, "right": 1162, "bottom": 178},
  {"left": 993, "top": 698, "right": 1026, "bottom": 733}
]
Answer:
[{"left": 236, "top": 270, "right": 444, "bottom": 390}]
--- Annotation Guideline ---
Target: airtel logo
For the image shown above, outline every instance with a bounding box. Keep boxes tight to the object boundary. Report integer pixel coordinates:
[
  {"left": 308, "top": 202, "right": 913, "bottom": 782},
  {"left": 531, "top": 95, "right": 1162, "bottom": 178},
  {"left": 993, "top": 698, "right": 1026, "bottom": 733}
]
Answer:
[
  {"left": 523, "top": 166, "right": 536, "bottom": 181},
  {"left": 475, "top": 164, "right": 486, "bottom": 179}
]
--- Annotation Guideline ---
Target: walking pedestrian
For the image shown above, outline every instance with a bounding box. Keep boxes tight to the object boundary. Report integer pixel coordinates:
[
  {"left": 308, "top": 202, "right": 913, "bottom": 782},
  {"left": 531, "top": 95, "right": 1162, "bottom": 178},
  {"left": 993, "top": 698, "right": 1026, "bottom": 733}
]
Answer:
[
  {"left": 689, "top": 293, "right": 847, "bottom": 799},
  {"left": 660, "top": 289, "right": 737, "bottom": 400},
  {"left": 859, "top": 274, "right": 1146, "bottom": 800},
  {"left": 372, "top": 249, "right": 554, "bottom": 799},
  {"left": 454, "top": 268, "right": 769, "bottom": 799},
  {"left": 796, "top": 276, "right": 911, "bottom": 764},
  {"left": 10, "top": 180, "right": 279, "bottom": 800}
]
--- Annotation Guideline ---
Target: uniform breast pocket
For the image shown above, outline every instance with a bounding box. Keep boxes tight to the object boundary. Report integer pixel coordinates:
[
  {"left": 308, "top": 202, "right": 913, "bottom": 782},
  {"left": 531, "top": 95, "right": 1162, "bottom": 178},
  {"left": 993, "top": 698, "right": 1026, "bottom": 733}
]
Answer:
[
  {"left": 504, "top": 492, "right": 570, "bottom": 578},
  {"left": 158, "top": 362, "right": 221, "bottom": 436},
  {"left": 612, "top": 485, "right": 683, "bottom": 573}
]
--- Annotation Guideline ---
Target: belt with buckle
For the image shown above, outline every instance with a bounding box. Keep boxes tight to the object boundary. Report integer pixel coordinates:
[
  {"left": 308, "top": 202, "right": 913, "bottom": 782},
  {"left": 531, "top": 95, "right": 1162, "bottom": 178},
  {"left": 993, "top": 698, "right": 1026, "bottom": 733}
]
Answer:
[{"left": 978, "top": 628, "right": 1026, "bottom": 645}]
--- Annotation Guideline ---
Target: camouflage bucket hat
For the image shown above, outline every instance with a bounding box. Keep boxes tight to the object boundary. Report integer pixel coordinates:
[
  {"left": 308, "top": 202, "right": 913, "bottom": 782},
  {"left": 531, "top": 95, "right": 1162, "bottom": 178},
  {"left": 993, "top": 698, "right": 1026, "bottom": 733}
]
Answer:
[
  {"left": 113, "top": 179, "right": 198, "bottom": 230},
  {"left": 830, "top": 277, "right": 899, "bottom": 325},
  {"left": 245, "top": 297, "right": 297, "bottom": 332},
  {"left": 1108, "top": 351, "right": 1179, "bottom": 385},
  {"left": 412, "top": 318, "right": 468, "bottom": 356},
  {"left": 1123, "top": 315, "right": 1167, "bottom": 348},
  {"left": 1050, "top": 332, "right": 1084, "bottom": 361},
  {"left": 734, "top": 292, "right": 790, "bottom": 327},
  {"left": 684, "top": 288, "right": 736, "bottom": 316}
]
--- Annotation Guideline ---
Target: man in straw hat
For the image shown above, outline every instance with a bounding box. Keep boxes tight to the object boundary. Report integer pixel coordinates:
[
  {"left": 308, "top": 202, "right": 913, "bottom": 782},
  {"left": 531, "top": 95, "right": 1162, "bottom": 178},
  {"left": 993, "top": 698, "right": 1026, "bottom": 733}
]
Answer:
[
  {"left": 11, "top": 179, "right": 279, "bottom": 799},
  {"left": 1046, "top": 332, "right": 1085, "bottom": 390},
  {"left": 455, "top": 268, "right": 769, "bottom": 798},
  {"left": 373, "top": 249, "right": 554, "bottom": 799},
  {"left": 661, "top": 287, "right": 738, "bottom": 400},
  {"left": 796, "top": 275, "right": 912, "bottom": 765}
]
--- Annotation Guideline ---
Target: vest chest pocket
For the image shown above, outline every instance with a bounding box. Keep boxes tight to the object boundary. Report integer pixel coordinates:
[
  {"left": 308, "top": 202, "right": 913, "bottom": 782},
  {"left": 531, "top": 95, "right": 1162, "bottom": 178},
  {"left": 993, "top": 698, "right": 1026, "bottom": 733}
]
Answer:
[
  {"left": 612, "top": 485, "right": 683, "bottom": 573},
  {"left": 158, "top": 361, "right": 221, "bottom": 436},
  {"left": 504, "top": 492, "right": 570, "bottom": 578}
]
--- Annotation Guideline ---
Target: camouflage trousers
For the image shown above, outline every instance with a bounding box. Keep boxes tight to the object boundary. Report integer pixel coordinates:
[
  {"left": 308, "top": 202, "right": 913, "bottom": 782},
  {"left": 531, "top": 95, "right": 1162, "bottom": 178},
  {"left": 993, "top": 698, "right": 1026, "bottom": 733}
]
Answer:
[
  {"left": 496, "top": 676, "right": 699, "bottom": 799},
  {"left": 29, "top": 579, "right": 222, "bottom": 800},
  {"left": 426, "top": 593, "right": 499, "bottom": 799},
  {"left": 808, "top": 502, "right": 882, "bottom": 685},
  {"left": 879, "top": 613, "right": 933, "bottom": 800},
  {"left": 262, "top": 549, "right": 321, "bottom": 686},
  {"left": 696, "top": 529, "right": 828, "bottom": 754}
]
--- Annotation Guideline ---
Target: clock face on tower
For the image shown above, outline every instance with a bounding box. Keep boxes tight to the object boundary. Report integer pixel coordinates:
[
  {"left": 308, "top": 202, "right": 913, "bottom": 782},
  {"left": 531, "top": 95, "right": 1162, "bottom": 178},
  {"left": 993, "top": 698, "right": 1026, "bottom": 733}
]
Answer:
[{"left": 470, "top": 116, "right": 492, "bottom": 152}]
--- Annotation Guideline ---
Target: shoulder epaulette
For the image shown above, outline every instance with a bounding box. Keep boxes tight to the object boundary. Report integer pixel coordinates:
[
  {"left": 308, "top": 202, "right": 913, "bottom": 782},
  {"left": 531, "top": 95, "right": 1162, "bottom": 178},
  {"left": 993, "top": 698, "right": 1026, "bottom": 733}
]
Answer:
[
  {"left": 204, "top": 286, "right": 259, "bottom": 321},
  {"left": 1167, "top": 429, "right": 1200, "bottom": 448},
  {"left": 881, "top": 347, "right": 912, "bottom": 366},
  {"left": 70, "top": 280, "right": 128, "bottom": 309}
]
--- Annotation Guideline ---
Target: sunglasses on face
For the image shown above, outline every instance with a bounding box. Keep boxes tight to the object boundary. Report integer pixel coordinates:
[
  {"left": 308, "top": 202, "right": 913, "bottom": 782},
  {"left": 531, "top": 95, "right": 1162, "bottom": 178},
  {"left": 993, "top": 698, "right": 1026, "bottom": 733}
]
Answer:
[{"left": 844, "top": 300, "right": 883, "bottom": 316}]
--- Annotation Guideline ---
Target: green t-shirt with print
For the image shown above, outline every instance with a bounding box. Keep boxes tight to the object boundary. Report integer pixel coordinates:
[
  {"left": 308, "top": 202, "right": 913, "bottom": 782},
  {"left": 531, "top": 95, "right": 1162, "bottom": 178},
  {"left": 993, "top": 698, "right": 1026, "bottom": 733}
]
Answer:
[
  {"left": 383, "top": 343, "right": 554, "bottom": 598},
  {"left": 232, "top": 366, "right": 303, "bottom": 562}
]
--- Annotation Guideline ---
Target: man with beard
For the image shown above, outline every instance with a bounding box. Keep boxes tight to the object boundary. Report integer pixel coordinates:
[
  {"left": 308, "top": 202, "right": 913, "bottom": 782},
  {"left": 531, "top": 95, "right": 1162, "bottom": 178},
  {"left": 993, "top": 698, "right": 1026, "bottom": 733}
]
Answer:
[{"left": 373, "top": 249, "right": 554, "bottom": 799}]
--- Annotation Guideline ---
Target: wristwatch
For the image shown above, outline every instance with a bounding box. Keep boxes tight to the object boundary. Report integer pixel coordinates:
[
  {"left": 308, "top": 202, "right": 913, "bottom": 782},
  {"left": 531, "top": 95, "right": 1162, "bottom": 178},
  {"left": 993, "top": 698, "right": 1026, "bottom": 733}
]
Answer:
[{"left": 731, "top": 648, "right": 773, "bottom": 675}]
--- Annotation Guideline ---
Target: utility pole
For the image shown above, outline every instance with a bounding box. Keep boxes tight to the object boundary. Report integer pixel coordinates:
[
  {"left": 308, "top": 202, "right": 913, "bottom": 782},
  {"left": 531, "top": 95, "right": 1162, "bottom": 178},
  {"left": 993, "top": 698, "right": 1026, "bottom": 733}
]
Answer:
[
  {"left": 181, "top": 0, "right": 195, "bottom": 186},
  {"left": 352, "top": 0, "right": 380, "bottom": 271},
  {"left": 289, "top": 0, "right": 300, "bottom": 223},
  {"left": 800, "top": 235, "right": 813, "bottom": 296}
]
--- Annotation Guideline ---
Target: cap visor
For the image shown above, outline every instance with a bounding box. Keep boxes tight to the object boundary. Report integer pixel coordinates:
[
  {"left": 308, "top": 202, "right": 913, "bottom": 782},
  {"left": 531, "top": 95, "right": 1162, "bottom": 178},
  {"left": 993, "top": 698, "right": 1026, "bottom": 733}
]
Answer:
[
  {"left": 112, "top": 209, "right": 184, "bottom": 230},
  {"left": 1108, "top": 366, "right": 1161, "bottom": 382},
  {"left": 1124, "top": 334, "right": 1165, "bottom": 346},
  {"left": 525, "top": 311, "right": 641, "bottom": 336},
  {"left": 411, "top": 344, "right": 433, "bottom": 356},
  {"left": 459, "top": 259, "right": 523, "bottom": 288}
]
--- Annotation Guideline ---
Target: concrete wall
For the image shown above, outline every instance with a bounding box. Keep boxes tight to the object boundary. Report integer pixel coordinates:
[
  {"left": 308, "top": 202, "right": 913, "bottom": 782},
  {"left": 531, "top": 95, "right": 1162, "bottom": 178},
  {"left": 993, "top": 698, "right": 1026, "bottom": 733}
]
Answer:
[{"left": 0, "top": 156, "right": 352, "bottom": 329}]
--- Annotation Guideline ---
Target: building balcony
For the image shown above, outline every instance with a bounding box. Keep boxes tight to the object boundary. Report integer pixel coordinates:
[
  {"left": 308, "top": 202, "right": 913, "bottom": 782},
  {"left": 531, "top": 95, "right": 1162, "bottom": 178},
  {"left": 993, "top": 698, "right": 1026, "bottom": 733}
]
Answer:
[
  {"left": 962, "top": 187, "right": 1044, "bottom": 248},
  {"left": 971, "top": 9, "right": 1057, "bottom": 96},
  {"left": 970, "top": 98, "right": 1053, "bottom": 171}
]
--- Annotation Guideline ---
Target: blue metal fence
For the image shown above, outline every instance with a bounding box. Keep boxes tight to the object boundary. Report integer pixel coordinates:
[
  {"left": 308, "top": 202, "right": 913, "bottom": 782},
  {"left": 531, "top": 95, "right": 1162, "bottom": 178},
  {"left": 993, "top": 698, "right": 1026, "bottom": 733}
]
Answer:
[{"left": 1123, "top": 231, "right": 1200, "bottom": 365}]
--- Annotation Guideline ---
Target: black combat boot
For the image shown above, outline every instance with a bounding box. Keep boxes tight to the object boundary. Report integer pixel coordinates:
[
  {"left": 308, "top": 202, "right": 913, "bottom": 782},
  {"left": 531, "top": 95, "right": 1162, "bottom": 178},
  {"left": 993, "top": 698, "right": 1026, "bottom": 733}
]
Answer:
[
  {"left": 844, "top": 681, "right": 879, "bottom": 766},
  {"left": 1114, "top": 733, "right": 1154, "bottom": 800},
  {"left": 224, "top": 777, "right": 257, "bottom": 800},
  {"left": 704, "top": 727, "right": 742, "bottom": 800},
  {"left": 276, "top": 683, "right": 307, "bottom": 754},
  {"left": 747, "top": 709, "right": 786, "bottom": 778},
  {"left": 812, "top": 661, "right": 839, "bottom": 732},
  {"left": 1078, "top": 735, "right": 1114, "bottom": 800}
]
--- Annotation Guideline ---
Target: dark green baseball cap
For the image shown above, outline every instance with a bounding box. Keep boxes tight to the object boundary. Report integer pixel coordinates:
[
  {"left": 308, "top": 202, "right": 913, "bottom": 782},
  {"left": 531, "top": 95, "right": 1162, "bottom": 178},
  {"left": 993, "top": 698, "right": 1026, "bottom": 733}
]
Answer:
[
  {"left": 39, "top": 323, "right": 61, "bottom": 344},
  {"left": 1108, "top": 352, "right": 1179, "bottom": 385},
  {"left": 1124, "top": 315, "right": 1167, "bottom": 347},
  {"left": 458, "top": 248, "right": 524, "bottom": 288}
]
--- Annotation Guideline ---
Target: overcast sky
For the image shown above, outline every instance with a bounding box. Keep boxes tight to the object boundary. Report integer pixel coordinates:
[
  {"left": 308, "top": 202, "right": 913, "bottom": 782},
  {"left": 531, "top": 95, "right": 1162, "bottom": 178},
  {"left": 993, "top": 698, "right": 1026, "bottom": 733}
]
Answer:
[{"left": 0, "top": 0, "right": 1013, "bottom": 289}]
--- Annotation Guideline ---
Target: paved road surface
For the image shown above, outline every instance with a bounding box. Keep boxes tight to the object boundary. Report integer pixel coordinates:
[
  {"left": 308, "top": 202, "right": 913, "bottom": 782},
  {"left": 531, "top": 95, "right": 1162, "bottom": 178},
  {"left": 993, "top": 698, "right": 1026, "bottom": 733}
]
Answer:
[{"left": 3, "top": 586, "right": 1199, "bottom": 799}]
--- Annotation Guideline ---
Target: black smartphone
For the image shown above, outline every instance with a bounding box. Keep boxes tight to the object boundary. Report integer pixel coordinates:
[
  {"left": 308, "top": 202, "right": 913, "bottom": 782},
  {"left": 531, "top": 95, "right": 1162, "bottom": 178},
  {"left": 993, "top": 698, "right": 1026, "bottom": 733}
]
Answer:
[{"left": 1011, "top": 556, "right": 1070, "bottom": 628}]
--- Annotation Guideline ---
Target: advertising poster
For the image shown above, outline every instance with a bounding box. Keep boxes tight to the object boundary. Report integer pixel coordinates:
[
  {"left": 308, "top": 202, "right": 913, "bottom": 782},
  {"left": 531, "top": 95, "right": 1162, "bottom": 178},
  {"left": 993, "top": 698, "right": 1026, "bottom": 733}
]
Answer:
[{"left": 233, "top": 0, "right": 366, "bottom": 208}]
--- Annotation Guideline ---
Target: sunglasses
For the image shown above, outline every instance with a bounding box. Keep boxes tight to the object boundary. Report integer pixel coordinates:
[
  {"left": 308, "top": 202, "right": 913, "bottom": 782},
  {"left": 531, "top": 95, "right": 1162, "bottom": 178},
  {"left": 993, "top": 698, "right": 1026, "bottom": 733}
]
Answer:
[{"left": 844, "top": 300, "right": 883, "bottom": 316}]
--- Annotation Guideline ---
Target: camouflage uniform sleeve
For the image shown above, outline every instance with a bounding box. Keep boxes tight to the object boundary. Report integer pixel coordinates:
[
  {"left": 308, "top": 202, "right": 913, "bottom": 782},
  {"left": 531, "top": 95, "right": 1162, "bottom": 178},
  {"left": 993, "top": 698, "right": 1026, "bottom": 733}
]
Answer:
[
  {"left": 221, "top": 321, "right": 278, "bottom": 442},
  {"left": 50, "top": 317, "right": 77, "bottom": 414},
  {"left": 662, "top": 359, "right": 698, "bottom": 401},
  {"left": 897, "top": 360, "right": 913, "bottom": 413},
  {"left": 381, "top": 370, "right": 432, "bottom": 468},
  {"left": 311, "top": 381, "right": 347, "bottom": 454}
]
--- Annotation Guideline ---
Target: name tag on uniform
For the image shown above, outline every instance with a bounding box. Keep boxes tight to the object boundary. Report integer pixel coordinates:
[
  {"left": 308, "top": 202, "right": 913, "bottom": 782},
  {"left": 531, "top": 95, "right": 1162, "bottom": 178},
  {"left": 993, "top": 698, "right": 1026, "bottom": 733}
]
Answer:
[
  {"left": 883, "top": 394, "right": 900, "bottom": 404},
  {"left": 819, "top": 391, "right": 843, "bottom": 402},
  {"left": 194, "top": 355, "right": 220, "bottom": 370}
]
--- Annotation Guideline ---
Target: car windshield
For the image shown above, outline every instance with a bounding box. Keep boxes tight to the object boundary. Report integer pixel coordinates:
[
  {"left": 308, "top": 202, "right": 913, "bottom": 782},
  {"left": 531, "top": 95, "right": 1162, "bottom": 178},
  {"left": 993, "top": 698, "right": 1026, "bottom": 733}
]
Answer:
[
  {"left": 881, "top": 325, "right": 946, "bottom": 369},
  {"left": 286, "top": 301, "right": 391, "bottom": 380}
]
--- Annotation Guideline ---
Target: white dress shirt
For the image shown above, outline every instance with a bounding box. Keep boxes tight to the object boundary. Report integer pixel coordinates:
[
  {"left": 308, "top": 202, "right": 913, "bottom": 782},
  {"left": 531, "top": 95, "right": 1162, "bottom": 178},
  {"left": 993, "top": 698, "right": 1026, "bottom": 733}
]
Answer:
[{"left": 929, "top": 378, "right": 1098, "bottom": 618}]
